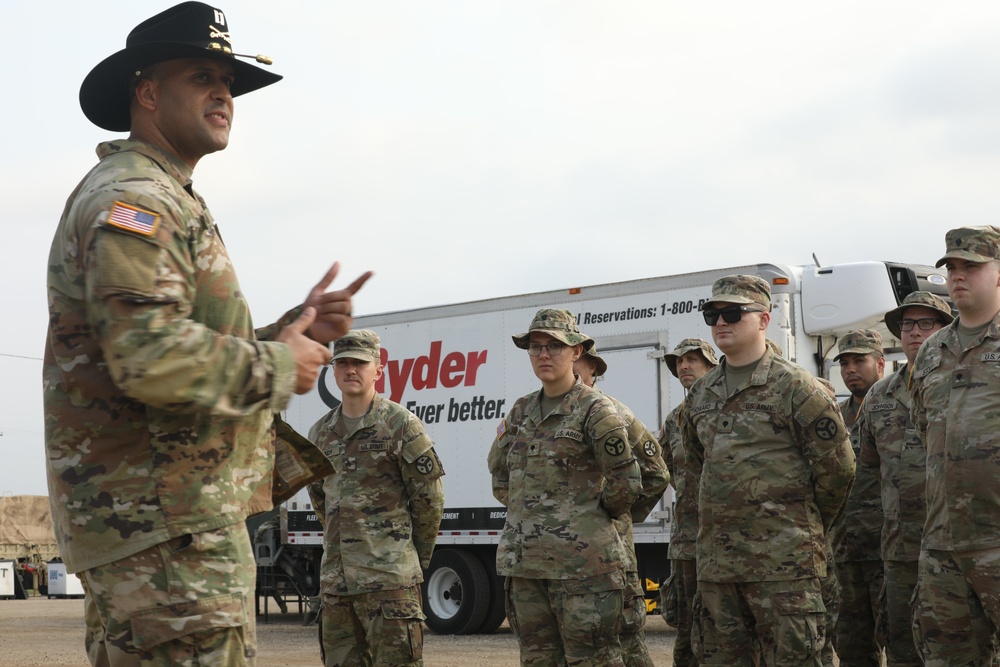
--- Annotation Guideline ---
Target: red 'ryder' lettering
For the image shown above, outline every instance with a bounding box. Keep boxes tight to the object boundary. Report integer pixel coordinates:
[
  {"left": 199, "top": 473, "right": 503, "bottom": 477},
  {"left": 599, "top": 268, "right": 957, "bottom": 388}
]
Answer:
[{"left": 376, "top": 341, "right": 488, "bottom": 402}]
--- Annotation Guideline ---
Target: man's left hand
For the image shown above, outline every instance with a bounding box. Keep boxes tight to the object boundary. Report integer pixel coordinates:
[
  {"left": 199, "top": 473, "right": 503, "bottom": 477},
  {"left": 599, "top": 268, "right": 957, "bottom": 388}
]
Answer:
[{"left": 304, "top": 262, "right": 374, "bottom": 344}]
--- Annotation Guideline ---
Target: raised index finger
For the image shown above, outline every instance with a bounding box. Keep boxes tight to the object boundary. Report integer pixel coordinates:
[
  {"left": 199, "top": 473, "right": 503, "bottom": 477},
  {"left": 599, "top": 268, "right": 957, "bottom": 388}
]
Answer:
[{"left": 342, "top": 271, "right": 374, "bottom": 296}]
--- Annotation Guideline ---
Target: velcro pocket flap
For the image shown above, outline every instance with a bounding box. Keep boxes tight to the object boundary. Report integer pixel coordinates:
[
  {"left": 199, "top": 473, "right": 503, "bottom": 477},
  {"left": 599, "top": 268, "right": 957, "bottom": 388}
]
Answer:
[
  {"left": 381, "top": 597, "right": 426, "bottom": 622},
  {"left": 131, "top": 593, "right": 246, "bottom": 650}
]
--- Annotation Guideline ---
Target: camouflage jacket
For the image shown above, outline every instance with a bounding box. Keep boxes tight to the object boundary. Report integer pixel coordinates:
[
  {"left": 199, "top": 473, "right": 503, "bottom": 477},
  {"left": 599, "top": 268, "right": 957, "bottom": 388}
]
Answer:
[
  {"left": 911, "top": 316, "right": 1000, "bottom": 551},
  {"left": 660, "top": 402, "right": 698, "bottom": 560},
  {"left": 682, "top": 348, "right": 855, "bottom": 583},
  {"left": 605, "top": 392, "right": 670, "bottom": 574},
  {"left": 308, "top": 394, "right": 445, "bottom": 595},
  {"left": 857, "top": 365, "right": 924, "bottom": 562},
  {"left": 44, "top": 141, "right": 299, "bottom": 573},
  {"left": 830, "top": 396, "right": 884, "bottom": 562},
  {"left": 487, "top": 380, "right": 641, "bottom": 579}
]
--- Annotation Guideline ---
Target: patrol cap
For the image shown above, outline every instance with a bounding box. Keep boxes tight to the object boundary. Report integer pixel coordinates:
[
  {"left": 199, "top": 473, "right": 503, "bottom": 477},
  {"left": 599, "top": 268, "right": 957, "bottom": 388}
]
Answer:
[
  {"left": 935, "top": 226, "right": 1000, "bottom": 268},
  {"left": 883, "top": 291, "right": 954, "bottom": 339},
  {"left": 663, "top": 338, "right": 718, "bottom": 378},
  {"left": 581, "top": 341, "right": 608, "bottom": 377},
  {"left": 512, "top": 309, "right": 593, "bottom": 351},
  {"left": 80, "top": 2, "right": 282, "bottom": 132},
  {"left": 703, "top": 274, "right": 771, "bottom": 310},
  {"left": 332, "top": 329, "right": 381, "bottom": 362},
  {"left": 833, "top": 329, "right": 883, "bottom": 362}
]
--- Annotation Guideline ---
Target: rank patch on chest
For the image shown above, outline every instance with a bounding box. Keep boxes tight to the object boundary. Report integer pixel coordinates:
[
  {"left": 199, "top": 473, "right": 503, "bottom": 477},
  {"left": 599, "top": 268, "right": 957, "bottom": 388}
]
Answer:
[
  {"left": 359, "top": 441, "right": 388, "bottom": 453},
  {"left": 107, "top": 201, "right": 160, "bottom": 236}
]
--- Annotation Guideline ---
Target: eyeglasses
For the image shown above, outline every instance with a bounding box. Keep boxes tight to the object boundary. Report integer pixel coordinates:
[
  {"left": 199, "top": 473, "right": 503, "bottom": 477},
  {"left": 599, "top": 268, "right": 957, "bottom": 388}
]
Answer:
[
  {"left": 527, "top": 342, "right": 568, "bottom": 357},
  {"left": 702, "top": 305, "right": 765, "bottom": 326},
  {"left": 898, "top": 318, "right": 942, "bottom": 332}
]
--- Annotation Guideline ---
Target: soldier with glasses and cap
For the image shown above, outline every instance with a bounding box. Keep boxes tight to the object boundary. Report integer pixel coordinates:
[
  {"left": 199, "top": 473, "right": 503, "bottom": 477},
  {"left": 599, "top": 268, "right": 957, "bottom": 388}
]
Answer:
[
  {"left": 681, "top": 275, "right": 855, "bottom": 667},
  {"left": 43, "top": 3, "right": 370, "bottom": 664},
  {"left": 910, "top": 226, "right": 1000, "bottom": 665},
  {"left": 857, "top": 292, "right": 953, "bottom": 667},
  {"left": 488, "top": 308, "right": 641, "bottom": 667},
  {"left": 574, "top": 342, "right": 670, "bottom": 667},
  {"left": 659, "top": 338, "right": 719, "bottom": 667}
]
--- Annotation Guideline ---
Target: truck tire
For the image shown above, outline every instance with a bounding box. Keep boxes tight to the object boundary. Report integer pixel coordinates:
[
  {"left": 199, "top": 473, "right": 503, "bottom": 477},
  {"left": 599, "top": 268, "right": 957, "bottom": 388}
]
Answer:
[
  {"left": 476, "top": 554, "right": 506, "bottom": 634},
  {"left": 422, "top": 549, "right": 490, "bottom": 635}
]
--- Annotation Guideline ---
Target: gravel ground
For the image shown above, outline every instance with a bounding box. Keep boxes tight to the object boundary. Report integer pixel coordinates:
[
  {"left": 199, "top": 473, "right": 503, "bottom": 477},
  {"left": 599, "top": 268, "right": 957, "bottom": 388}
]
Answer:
[{"left": 0, "top": 596, "right": 678, "bottom": 666}]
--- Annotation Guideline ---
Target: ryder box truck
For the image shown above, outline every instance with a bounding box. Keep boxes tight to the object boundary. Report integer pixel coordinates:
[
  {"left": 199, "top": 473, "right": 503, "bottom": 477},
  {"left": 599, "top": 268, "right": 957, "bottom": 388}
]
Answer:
[{"left": 273, "top": 260, "right": 948, "bottom": 634}]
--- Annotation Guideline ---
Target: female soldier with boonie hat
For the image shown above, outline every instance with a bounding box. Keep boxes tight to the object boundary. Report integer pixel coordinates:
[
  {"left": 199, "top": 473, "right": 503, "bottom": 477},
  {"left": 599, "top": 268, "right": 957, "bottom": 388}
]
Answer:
[{"left": 489, "top": 308, "right": 640, "bottom": 666}]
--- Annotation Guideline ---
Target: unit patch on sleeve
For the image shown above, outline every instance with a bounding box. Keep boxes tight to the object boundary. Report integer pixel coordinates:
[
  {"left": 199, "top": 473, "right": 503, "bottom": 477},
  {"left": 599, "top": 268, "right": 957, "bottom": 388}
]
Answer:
[
  {"left": 415, "top": 455, "right": 436, "bottom": 475},
  {"left": 604, "top": 436, "right": 626, "bottom": 456},
  {"left": 107, "top": 201, "right": 160, "bottom": 236}
]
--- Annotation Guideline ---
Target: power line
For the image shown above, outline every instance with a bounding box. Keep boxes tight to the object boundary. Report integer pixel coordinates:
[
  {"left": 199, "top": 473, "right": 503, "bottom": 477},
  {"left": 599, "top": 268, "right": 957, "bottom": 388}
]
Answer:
[{"left": 0, "top": 353, "right": 42, "bottom": 361}]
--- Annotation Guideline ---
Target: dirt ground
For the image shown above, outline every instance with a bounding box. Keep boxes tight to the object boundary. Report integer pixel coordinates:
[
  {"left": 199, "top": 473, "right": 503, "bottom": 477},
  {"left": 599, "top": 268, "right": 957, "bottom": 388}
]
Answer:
[{"left": 0, "top": 596, "right": 678, "bottom": 666}]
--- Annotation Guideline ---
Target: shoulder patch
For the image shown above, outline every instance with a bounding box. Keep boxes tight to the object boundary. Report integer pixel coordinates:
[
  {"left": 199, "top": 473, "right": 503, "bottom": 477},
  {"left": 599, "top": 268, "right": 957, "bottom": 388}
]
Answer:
[
  {"left": 107, "top": 201, "right": 160, "bottom": 236},
  {"left": 496, "top": 418, "right": 507, "bottom": 439},
  {"left": 604, "top": 436, "right": 626, "bottom": 456}
]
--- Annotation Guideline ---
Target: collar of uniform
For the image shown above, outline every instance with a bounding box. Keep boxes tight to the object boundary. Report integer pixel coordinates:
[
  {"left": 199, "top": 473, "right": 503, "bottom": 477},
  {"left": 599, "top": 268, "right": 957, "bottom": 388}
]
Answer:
[
  {"left": 330, "top": 393, "right": 381, "bottom": 434},
  {"left": 527, "top": 378, "right": 586, "bottom": 422},
  {"left": 96, "top": 139, "right": 195, "bottom": 190}
]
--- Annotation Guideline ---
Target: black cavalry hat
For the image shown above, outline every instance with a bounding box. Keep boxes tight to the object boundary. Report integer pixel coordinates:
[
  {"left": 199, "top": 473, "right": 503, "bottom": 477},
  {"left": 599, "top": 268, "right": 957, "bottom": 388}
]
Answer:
[{"left": 80, "top": 2, "right": 282, "bottom": 132}]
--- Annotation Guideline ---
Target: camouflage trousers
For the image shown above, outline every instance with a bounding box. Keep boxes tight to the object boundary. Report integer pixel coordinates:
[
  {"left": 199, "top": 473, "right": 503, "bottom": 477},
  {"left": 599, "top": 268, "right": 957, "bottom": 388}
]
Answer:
[
  {"left": 320, "top": 584, "right": 424, "bottom": 667},
  {"left": 913, "top": 547, "right": 1000, "bottom": 667},
  {"left": 505, "top": 571, "right": 626, "bottom": 667},
  {"left": 662, "top": 559, "right": 699, "bottom": 667},
  {"left": 621, "top": 570, "right": 652, "bottom": 667},
  {"left": 833, "top": 559, "right": 885, "bottom": 667},
  {"left": 80, "top": 523, "right": 256, "bottom": 667},
  {"left": 692, "top": 578, "right": 826, "bottom": 667},
  {"left": 818, "top": 557, "right": 840, "bottom": 667},
  {"left": 882, "top": 560, "right": 920, "bottom": 667}
]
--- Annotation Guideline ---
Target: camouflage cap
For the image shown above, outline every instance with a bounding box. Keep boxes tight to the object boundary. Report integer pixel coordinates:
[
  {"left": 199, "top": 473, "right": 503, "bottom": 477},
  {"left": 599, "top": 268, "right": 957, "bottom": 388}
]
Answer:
[
  {"left": 883, "top": 291, "right": 954, "bottom": 339},
  {"left": 663, "top": 338, "right": 719, "bottom": 378},
  {"left": 512, "top": 308, "right": 594, "bottom": 351},
  {"left": 935, "top": 226, "right": 1000, "bottom": 268},
  {"left": 582, "top": 341, "right": 608, "bottom": 377},
  {"left": 332, "top": 329, "right": 381, "bottom": 362},
  {"left": 833, "top": 329, "right": 883, "bottom": 361},
  {"left": 704, "top": 274, "right": 771, "bottom": 310}
]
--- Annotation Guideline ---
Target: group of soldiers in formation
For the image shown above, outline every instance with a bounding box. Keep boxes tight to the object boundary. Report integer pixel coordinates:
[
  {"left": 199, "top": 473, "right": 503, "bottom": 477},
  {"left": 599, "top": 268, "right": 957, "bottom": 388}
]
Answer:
[{"left": 41, "top": 1, "right": 1000, "bottom": 665}]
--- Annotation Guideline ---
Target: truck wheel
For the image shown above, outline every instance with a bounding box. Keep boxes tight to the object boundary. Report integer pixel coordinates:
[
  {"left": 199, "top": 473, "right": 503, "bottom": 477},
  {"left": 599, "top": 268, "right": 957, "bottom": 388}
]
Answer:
[
  {"left": 422, "top": 549, "right": 490, "bottom": 634},
  {"left": 476, "top": 554, "right": 506, "bottom": 634}
]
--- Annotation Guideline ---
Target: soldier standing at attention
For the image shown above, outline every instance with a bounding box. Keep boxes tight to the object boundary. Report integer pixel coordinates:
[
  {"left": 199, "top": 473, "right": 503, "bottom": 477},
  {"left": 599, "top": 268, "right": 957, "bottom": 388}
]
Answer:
[
  {"left": 911, "top": 226, "right": 1000, "bottom": 665},
  {"left": 659, "top": 338, "right": 719, "bottom": 667},
  {"left": 858, "top": 292, "right": 953, "bottom": 667},
  {"left": 43, "top": 3, "right": 371, "bottom": 665},
  {"left": 308, "top": 330, "right": 445, "bottom": 667},
  {"left": 574, "top": 342, "right": 671, "bottom": 667},
  {"left": 681, "top": 275, "right": 855, "bottom": 667},
  {"left": 830, "top": 330, "right": 887, "bottom": 667},
  {"left": 488, "top": 309, "right": 641, "bottom": 667}
]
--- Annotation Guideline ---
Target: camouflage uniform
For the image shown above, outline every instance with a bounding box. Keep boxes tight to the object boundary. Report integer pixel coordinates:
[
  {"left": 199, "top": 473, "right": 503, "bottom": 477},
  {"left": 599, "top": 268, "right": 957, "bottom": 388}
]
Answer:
[
  {"left": 682, "top": 275, "right": 856, "bottom": 667},
  {"left": 45, "top": 136, "right": 300, "bottom": 662},
  {"left": 660, "top": 338, "right": 719, "bottom": 667},
  {"left": 910, "top": 226, "right": 1000, "bottom": 666},
  {"left": 308, "top": 331, "right": 445, "bottom": 667},
  {"left": 488, "top": 309, "right": 642, "bottom": 667},
  {"left": 856, "top": 290, "right": 954, "bottom": 667},
  {"left": 830, "top": 331, "right": 886, "bottom": 667}
]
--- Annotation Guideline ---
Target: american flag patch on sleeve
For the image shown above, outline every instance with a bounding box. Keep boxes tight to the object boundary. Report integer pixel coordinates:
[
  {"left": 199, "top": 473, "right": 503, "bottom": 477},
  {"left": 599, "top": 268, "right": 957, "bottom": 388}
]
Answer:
[
  {"left": 496, "top": 419, "right": 507, "bottom": 438},
  {"left": 107, "top": 201, "right": 160, "bottom": 236}
]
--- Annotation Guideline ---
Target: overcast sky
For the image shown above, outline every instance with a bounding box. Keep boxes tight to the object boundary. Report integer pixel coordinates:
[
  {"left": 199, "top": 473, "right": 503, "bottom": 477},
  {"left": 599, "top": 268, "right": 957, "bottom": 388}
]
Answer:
[{"left": 3, "top": 1, "right": 1000, "bottom": 497}]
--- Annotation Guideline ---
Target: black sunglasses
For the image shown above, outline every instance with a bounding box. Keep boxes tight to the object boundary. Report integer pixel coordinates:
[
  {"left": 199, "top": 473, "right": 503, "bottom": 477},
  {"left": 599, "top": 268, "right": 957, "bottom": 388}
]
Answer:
[{"left": 702, "top": 305, "right": 765, "bottom": 326}]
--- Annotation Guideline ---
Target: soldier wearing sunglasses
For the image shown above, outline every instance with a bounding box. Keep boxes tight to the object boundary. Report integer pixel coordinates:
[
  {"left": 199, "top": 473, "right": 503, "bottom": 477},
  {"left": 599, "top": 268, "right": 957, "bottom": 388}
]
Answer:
[{"left": 681, "top": 275, "right": 855, "bottom": 666}]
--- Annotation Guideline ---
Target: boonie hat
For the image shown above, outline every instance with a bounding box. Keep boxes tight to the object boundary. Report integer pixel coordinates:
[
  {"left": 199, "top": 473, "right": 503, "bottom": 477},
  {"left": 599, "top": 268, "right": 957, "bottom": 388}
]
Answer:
[
  {"left": 883, "top": 291, "right": 954, "bottom": 339},
  {"left": 581, "top": 341, "right": 608, "bottom": 377},
  {"left": 512, "top": 309, "right": 593, "bottom": 351},
  {"left": 663, "top": 338, "right": 718, "bottom": 378},
  {"left": 80, "top": 1, "right": 282, "bottom": 131},
  {"left": 333, "top": 330, "right": 381, "bottom": 362},
  {"left": 834, "top": 329, "right": 883, "bottom": 362},
  {"left": 935, "top": 226, "right": 1000, "bottom": 268},
  {"left": 704, "top": 274, "right": 772, "bottom": 310}
]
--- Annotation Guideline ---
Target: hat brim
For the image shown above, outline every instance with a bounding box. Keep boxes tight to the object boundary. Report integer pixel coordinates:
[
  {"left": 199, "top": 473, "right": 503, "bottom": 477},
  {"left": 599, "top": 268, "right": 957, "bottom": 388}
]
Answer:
[
  {"left": 703, "top": 297, "right": 763, "bottom": 310},
  {"left": 332, "top": 350, "right": 378, "bottom": 362},
  {"left": 512, "top": 330, "right": 594, "bottom": 351},
  {"left": 833, "top": 348, "right": 879, "bottom": 362},
  {"left": 589, "top": 354, "right": 608, "bottom": 378},
  {"left": 80, "top": 43, "right": 283, "bottom": 132},
  {"left": 935, "top": 251, "right": 995, "bottom": 269}
]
